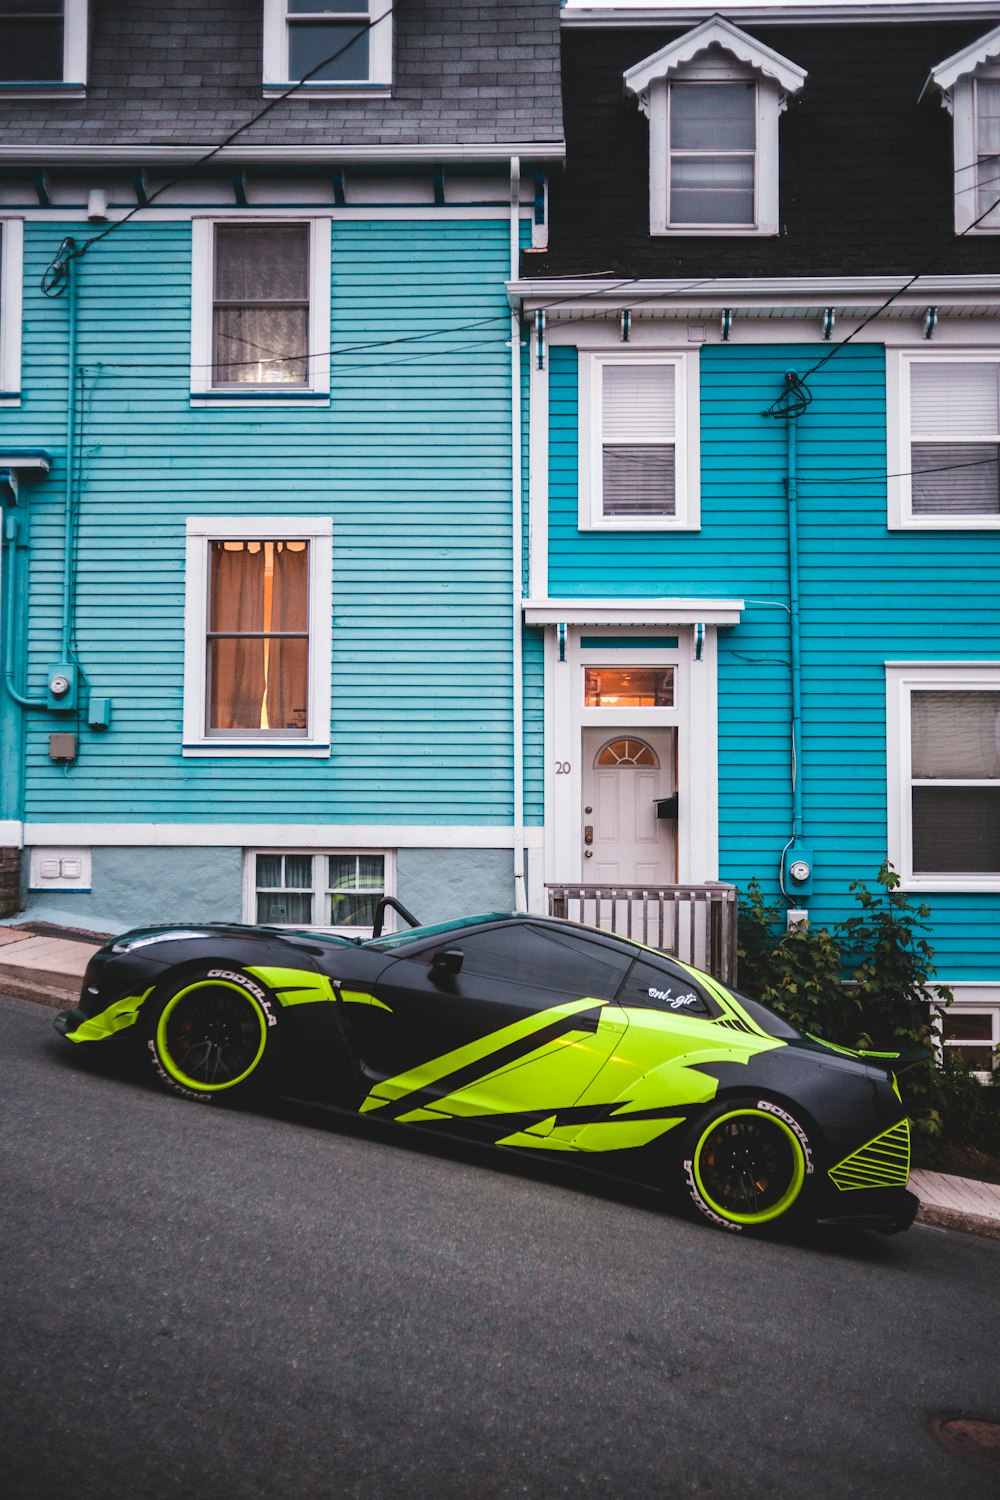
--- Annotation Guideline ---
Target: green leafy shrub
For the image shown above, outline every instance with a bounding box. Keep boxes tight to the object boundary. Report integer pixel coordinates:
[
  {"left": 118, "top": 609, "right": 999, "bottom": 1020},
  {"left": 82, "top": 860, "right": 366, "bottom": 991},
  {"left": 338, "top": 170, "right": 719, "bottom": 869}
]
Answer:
[{"left": 736, "top": 863, "right": 999, "bottom": 1161}]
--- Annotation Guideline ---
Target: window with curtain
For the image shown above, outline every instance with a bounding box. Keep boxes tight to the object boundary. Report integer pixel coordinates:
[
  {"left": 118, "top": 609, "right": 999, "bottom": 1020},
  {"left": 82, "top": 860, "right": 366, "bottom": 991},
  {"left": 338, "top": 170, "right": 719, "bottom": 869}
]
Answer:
[
  {"left": 0, "top": 1, "right": 64, "bottom": 81},
  {"left": 213, "top": 224, "right": 310, "bottom": 386},
  {"left": 207, "top": 540, "right": 310, "bottom": 735},
  {"left": 668, "top": 81, "right": 757, "bottom": 228},
  {"left": 601, "top": 363, "right": 676, "bottom": 518},
  {"left": 252, "top": 851, "right": 386, "bottom": 929},
  {"left": 909, "top": 361, "right": 1000, "bottom": 516},
  {"left": 910, "top": 690, "right": 1000, "bottom": 873}
]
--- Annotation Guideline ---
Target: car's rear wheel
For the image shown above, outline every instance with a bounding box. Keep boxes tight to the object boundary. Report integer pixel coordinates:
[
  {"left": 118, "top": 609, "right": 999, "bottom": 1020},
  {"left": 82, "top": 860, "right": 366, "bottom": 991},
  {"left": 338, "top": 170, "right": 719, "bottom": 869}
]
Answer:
[
  {"left": 144, "top": 965, "right": 281, "bottom": 1104},
  {"left": 682, "top": 1097, "right": 813, "bottom": 1233}
]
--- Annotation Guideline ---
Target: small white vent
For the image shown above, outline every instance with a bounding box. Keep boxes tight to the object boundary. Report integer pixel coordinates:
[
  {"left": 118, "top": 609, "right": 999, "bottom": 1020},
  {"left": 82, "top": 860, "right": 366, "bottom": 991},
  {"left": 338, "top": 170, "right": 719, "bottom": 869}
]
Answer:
[{"left": 29, "top": 847, "right": 92, "bottom": 891}]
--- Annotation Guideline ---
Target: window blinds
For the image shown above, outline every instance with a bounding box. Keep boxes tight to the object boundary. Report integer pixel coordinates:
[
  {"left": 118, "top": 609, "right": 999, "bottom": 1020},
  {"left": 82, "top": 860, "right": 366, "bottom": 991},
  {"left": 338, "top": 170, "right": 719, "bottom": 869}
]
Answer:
[
  {"left": 910, "top": 362, "right": 1000, "bottom": 514},
  {"left": 602, "top": 364, "right": 676, "bottom": 517}
]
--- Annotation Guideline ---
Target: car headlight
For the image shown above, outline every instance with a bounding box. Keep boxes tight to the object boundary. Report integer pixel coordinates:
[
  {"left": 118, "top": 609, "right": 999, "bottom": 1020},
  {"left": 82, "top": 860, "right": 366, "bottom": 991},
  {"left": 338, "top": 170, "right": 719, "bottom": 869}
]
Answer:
[{"left": 110, "top": 930, "right": 209, "bottom": 954}]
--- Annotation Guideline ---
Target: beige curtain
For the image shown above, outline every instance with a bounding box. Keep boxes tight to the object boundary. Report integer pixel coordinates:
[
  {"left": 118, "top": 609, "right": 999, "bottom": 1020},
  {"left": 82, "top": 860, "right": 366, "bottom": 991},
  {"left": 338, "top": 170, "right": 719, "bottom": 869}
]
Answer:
[
  {"left": 266, "top": 542, "right": 310, "bottom": 731},
  {"left": 209, "top": 543, "right": 265, "bottom": 729}
]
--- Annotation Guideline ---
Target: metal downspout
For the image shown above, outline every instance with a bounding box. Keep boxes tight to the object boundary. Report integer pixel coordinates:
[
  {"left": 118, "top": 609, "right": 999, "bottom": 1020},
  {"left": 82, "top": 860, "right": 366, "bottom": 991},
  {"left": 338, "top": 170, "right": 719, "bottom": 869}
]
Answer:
[
  {"left": 61, "top": 241, "right": 78, "bottom": 663},
  {"left": 510, "top": 155, "right": 526, "bottom": 910},
  {"left": 786, "top": 406, "right": 803, "bottom": 846}
]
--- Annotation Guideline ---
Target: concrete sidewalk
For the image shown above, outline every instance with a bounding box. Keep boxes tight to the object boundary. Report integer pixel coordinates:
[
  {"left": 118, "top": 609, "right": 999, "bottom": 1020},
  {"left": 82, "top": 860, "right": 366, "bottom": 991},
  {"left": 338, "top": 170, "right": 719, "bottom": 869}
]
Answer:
[{"left": 2, "top": 921, "right": 998, "bottom": 1242}]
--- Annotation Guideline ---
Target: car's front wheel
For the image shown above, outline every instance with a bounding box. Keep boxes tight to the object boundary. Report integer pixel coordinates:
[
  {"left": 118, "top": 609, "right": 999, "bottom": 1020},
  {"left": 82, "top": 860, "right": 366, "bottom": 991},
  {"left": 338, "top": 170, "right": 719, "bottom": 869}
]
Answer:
[
  {"left": 144, "top": 965, "right": 282, "bottom": 1104},
  {"left": 682, "top": 1097, "right": 814, "bottom": 1232}
]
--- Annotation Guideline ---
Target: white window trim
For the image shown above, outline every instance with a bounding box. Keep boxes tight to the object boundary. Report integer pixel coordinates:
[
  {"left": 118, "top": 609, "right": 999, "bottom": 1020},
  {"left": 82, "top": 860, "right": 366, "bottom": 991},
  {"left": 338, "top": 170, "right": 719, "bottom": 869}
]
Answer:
[
  {"left": 262, "top": 0, "right": 392, "bottom": 95},
  {"left": 0, "top": 218, "right": 23, "bottom": 404},
  {"left": 886, "top": 662, "right": 1000, "bottom": 890},
  {"left": 183, "top": 516, "right": 333, "bottom": 757},
  {"left": 648, "top": 68, "right": 782, "bottom": 238},
  {"left": 887, "top": 348, "right": 1000, "bottom": 529},
  {"left": 189, "top": 217, "right": 331, "bottom": 403},
  {"left": 242, "top": 848, "right": 395, "bottom": 934},
  {"left": 0, "top": 0, "right": 87, "bottom": 94},
  {"left": 578, "top": 350, "right": 701, "bottom": 532},
  {"left": 934, "top": 985, "right": 1000, "bottom": 1080}
]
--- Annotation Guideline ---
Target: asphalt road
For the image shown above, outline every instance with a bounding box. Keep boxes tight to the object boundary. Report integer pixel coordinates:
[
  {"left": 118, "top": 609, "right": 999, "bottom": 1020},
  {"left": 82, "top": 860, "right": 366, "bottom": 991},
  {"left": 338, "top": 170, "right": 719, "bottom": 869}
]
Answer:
[{"left": 2, "top": 995, "right": 999, "bottom": 1500}]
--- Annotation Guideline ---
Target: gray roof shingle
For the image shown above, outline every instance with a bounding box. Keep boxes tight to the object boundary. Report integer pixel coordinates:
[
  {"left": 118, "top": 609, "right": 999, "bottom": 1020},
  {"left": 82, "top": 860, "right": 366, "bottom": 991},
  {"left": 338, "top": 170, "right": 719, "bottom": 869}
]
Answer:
[{"left": 0, "top": 0, "right": 564, "bottom": 151}]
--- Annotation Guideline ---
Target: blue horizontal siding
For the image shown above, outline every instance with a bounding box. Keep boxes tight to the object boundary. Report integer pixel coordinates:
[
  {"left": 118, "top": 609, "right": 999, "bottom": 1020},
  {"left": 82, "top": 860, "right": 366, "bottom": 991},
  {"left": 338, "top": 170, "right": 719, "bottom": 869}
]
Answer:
[
  {"left": 549, "top": 341, "right": 1000, "bottom": 978},
  {"left": 12, "top": 218, "right": 521, "bottom": 828}
]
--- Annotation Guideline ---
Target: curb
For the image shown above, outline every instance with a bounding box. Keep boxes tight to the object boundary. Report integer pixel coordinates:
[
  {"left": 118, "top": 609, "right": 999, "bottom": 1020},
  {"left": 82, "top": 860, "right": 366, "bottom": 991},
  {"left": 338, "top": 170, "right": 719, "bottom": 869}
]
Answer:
[
  {"left": 0, "top": 971, "right": 77, "bottom": 1008},
  {"left": 916, "top": 1203, "right": 1000, "bottom": 1242}
]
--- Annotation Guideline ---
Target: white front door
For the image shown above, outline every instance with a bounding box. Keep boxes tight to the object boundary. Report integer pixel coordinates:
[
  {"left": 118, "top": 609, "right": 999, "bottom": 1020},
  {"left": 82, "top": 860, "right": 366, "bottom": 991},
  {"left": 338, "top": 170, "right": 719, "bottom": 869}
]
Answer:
[{"left": 581, "top": 728, "right": 677, "bottom": 884}]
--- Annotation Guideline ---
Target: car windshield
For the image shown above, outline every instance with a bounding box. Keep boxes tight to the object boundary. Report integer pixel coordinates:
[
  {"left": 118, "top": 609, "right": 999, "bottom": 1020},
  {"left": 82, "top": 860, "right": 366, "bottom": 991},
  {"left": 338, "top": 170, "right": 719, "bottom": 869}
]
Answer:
[{"left": 364, "top": 913, "right": 512, "bottom": 953}]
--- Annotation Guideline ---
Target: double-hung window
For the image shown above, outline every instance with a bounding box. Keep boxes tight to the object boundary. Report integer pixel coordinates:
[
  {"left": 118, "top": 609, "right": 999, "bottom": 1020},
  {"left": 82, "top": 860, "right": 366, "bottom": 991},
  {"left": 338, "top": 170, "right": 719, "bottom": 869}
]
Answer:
[
  {"left": 888, "top": 353, "right": 1000, "bottom": 528},
  {"left": 0, "top": 0, "right": 87, "bottom": 91},
  {"left": 579, "top": 352, "right": 700, "bottom": 531},
  {"left": 248, "top": 851, "right": 388, "bottom": 932},
  {"left": 262, "top": 0, "right": 392, "bottom": 93},
  {"left": 887, "top": 665, "right": 1000, "bottom": 887},
  {"left": 667, "top": 81, "right": 757, "bottom": 229},
  {"left": 184, "top": 518, "right": 332, "bottom": 756},
  {"left": 190, "top": 219, "right": 331, "bottom": 402}
]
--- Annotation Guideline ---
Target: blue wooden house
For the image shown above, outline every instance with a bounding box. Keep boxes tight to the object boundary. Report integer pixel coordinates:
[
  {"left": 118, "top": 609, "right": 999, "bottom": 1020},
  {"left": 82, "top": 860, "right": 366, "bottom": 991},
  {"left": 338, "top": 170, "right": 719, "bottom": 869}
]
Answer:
[
  {"left": 0, "top": 0, "right": 562, "bottom": 933},
  {"left": 509, "top": 0, "right": 1000, "bottom": 1069}
]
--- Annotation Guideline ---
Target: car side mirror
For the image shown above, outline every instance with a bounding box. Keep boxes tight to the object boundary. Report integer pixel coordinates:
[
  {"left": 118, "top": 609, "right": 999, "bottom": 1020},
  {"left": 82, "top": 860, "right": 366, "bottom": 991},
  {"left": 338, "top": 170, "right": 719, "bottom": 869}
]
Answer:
[{"left": 430, "top": 947, "right": 464, "bottom": 981}]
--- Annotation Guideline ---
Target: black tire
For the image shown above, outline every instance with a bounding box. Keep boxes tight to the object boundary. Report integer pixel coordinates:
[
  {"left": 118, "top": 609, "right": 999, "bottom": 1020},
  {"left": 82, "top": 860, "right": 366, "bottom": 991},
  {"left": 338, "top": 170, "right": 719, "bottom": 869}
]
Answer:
[
  {"left": 682, "top": 1096, "right": 814, "bottom": 1233},
  {"left": 143, "top": 965, "right": 282, "bottom": 1104}
]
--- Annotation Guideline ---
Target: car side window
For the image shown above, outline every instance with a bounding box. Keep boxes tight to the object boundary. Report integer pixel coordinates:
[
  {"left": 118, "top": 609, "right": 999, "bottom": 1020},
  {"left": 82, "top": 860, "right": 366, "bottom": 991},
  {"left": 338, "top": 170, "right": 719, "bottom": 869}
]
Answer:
[
  {"left": 615, "top": 958, "right": 714, "bottom": 1017},
  {"left": 439, "top": 924, "right": 632, "bottom": 1003}
]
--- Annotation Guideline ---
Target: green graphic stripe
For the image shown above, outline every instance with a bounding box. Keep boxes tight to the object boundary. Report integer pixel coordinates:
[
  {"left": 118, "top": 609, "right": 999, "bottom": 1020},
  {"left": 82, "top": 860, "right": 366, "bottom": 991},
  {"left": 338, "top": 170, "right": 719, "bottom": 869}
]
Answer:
[
  {"left": 828, "top": 1120, "right": 911, "bottom": 1190},
  {"left": 245, "top": 967, "right": 390, "bottom": 1012},
  {"left": 360, "top": 997, "right": 607, "bottom": 1114},
  {"left": 64, "top": 987, "right": 155, "bottom": 1043}
]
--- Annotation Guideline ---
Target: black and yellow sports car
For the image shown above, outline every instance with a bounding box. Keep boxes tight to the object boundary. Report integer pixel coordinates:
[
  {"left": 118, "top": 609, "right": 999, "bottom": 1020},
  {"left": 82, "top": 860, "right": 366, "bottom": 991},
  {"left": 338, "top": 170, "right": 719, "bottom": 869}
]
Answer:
[{"left": 54, "top": 909, "right": 918, "bottom": 1236}]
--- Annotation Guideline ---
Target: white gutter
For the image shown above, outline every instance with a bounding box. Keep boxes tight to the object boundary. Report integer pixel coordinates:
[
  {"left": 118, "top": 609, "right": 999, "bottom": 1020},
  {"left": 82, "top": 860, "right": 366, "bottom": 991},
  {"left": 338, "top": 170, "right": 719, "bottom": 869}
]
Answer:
[
  {"left": 510, "top": 156, "right": 526, "bottom": 912},
  {"left": 0, "top": 142, "right": 566, "bottom": 167},
  {"left": 562, "top": 4, "right": 1000, "bottom": 26}
]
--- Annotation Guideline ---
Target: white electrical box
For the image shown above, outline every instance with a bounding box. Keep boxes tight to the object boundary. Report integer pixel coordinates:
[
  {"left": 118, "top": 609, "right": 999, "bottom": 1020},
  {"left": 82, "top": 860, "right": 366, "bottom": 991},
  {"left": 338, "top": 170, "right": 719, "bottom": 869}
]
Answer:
[{"left": 29, "top": 847, "right": 92, "bottom": 891}]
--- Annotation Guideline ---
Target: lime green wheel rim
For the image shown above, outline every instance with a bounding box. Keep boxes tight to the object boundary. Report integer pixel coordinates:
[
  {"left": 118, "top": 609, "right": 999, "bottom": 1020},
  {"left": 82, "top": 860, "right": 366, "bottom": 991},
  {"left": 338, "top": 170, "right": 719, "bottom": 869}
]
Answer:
[
  {"left": 155, "top": 980, "right": 269, "bottom": 1092},
  {"left": 692, "top": 1108, "right": 807, "bottom": 1226}
]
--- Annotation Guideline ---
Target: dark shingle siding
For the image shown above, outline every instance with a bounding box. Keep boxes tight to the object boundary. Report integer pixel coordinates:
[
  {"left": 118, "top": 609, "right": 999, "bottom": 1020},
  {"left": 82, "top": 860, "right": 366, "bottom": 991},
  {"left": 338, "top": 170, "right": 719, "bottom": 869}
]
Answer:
[
  {"left": 537, "top": 18, "right": 1000, "bottom": 278},
  {"left": 0, "top": 0, "right": 563, "bottom": 148}
]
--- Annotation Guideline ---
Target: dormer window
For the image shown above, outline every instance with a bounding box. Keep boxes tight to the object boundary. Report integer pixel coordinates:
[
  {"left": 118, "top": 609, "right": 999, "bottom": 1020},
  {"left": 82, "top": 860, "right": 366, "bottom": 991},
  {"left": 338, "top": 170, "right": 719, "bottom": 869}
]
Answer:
[
  {"left": 623, "top": 16, "right": 805, "bottom": 239},
  {"left": 668, "top": 80, "right": 757, "bottom": 228},
  {"left": 262, "top": 0, "right": 392, "bottom": 95},
  {"left": 924, "top": 24, "right": 1000, "bottom": 233}
]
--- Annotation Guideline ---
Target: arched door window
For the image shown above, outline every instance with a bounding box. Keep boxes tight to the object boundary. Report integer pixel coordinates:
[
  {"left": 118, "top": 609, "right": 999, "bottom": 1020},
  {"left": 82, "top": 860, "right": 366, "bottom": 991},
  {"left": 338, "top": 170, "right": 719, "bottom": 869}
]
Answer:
[{"left": 595, "top": 737, "right": 659, "bottom": 769}]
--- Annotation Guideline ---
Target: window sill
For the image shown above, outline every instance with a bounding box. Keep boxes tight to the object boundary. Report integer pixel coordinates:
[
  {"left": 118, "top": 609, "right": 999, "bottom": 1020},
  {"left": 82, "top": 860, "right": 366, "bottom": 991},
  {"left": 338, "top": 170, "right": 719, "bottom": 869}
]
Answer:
[
  {"left": 190, "top": 389, "right": 330, "bottom": 410},
  {"left": 0, "top": 82, "right": 86, "bottom": 97},
  {"left": 900, "top": 875, "right": 1000, "bottom": 893},
  {"left": 889, "top": 514, "right": 1000, "bottom": 531},
  {"left": 183, "top": 742, "right": 331, "bottom": 759},
  {"left": 650, "top": 224, "right": 777, "bottom": 238},
  {"left": 263, "top": 82, "right": 391, "bottom": 100},
  {"left": 579, "top": 518, "right": 701, "bottom": 533}
]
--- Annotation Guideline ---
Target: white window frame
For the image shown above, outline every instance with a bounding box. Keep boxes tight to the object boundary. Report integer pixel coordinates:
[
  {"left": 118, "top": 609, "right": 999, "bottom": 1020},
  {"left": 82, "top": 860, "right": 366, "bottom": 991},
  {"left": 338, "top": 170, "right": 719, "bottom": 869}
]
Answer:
[
  {"left": 0, "top": 218, "right": 23, "bottom": 405},
  {"left": 935, "top": 987, "right": 1000, "bottom": 1080},
  {"left": 951, "top": 68, "right": 1000, "bottom": 233},
  {"left": 183, "top": 516, "right": 333, "bottom": 757},
  {"left": 887, "top": 349, "right": 1000, "bottom": 530},
  {"left": 243, "top": 848, "right": 395, "bottom": 935},
  {"left": 0, "top": 0, "right": 88, "bottom": 93},
  {"left": 262, "top": 0, "right": 392, "bottom": 95},
  {"left": 886, "top": 662, "right": 1000, "bottom": 891},
  {"left": 649, "top": 66, "right": 781, "bottom": 237},
  {"left": 190, "top": 217, "right": 331, "bottom": 404},
  {"left": 578, "top": 350, "right": 701, "bottom": 532}
]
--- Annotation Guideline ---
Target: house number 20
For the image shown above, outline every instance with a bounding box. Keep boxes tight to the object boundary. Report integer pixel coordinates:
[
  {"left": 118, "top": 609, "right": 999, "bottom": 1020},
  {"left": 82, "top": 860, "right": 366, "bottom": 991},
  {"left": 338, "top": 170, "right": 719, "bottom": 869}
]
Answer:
[{"left": 555, "top": 761, "right": 571, "bottom": 774}]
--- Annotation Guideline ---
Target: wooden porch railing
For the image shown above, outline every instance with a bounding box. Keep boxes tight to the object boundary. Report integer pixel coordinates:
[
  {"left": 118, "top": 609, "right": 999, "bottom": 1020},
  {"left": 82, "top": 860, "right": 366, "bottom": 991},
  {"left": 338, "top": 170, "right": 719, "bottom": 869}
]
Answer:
[{"left": 546, "top": 883, "right": 738, "bottom": 987}]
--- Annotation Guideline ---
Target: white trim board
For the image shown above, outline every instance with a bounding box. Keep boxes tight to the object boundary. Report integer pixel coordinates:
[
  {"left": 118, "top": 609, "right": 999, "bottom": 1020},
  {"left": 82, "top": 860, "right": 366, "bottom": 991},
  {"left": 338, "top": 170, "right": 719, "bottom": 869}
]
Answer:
[{"left": 22, "top": 824, "right": 547, "bottom": 850}]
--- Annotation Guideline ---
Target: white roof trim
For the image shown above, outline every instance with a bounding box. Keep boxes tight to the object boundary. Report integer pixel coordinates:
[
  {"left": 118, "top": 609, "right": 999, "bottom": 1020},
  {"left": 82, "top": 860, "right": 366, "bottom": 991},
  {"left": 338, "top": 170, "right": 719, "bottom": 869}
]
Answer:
[
  {"left": 524, "top": 598, "right": 744, "bottom": 627},
  {"left": 923, "top": 21, "right": 1000, "bottom": 100},
  {"left": 623, "top": 15, "right": 806, "bottom": 105}
]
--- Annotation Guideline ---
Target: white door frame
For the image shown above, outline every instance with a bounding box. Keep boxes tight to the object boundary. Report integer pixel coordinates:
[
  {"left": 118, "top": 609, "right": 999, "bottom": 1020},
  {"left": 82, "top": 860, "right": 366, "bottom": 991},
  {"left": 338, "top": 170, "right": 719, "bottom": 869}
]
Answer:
[{"left": 542, "top": 624, "right": 721, "bottom": 886}]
